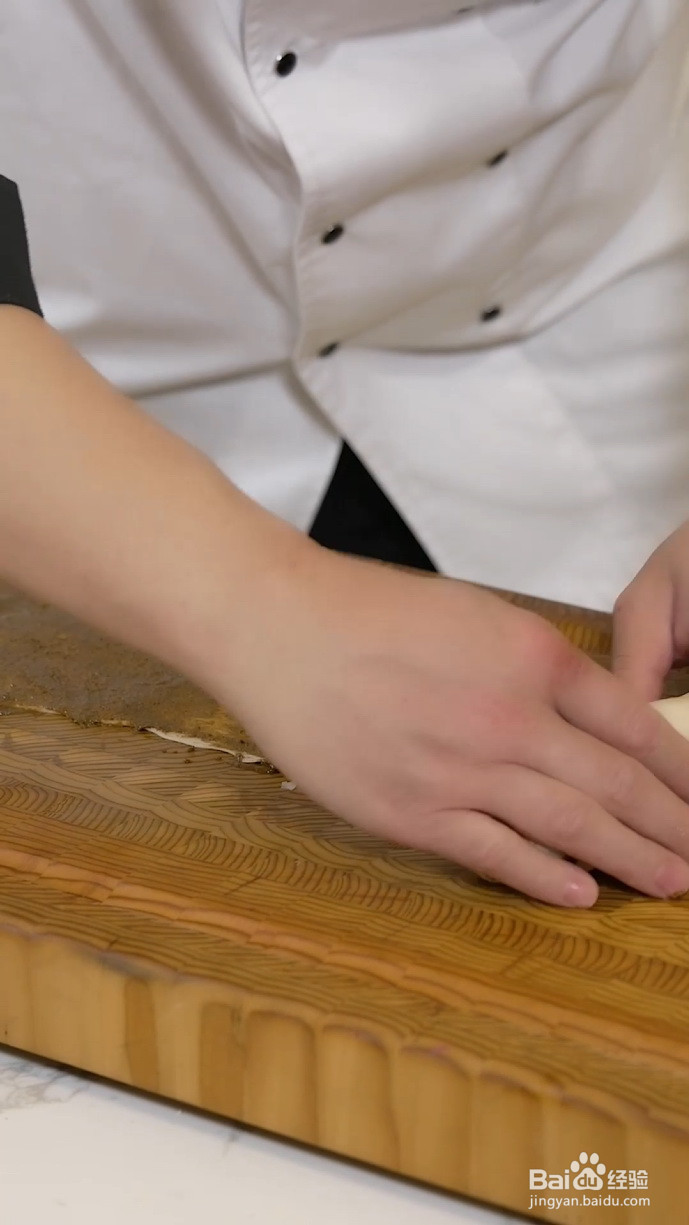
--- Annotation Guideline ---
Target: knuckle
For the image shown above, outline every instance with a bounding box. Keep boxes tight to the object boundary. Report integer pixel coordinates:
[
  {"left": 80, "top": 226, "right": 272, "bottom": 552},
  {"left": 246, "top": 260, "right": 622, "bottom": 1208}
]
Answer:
[
  {"left": 618, "top": 708, "right": 660, "bottom": 759},
  {"left": 517, "top": 614, "right": 562, "bottom": 665},
  {"left": 604, "top": 758, "right": 642, "bottom": 809},
  {"left": 549, "top": 638, "right": 587, "bottom": 688},
  {"left": 612, "top": 586, "right": 633, "bottom": 618},
  {"left": 518, "top": 616, "right": 583, "bottom": 690},
  {"left": 549, "top": 802, "right": 588, "bottom": 845},
  {"left": 470, "top": 825, "right": 511, "bottom": 878},
  {"left": 611, "top": 647, "right": 635, "bottom": 671}
]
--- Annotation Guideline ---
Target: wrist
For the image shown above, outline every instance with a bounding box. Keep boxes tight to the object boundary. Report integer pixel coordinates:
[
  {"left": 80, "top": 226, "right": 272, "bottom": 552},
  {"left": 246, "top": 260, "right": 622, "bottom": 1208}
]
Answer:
[{"left": 172, "top": 487, "right": 324, "bottom": 700}]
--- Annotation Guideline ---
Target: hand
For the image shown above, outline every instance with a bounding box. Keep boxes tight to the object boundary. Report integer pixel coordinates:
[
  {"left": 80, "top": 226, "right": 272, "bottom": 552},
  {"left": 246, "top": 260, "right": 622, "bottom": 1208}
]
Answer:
[
  {"left": 613, "top": 521, "right": 689, "bottom": 701},
  {"left": 15, "top": 308, "right": 686, "bottom": 908},
  {"left": 212, "top": 544, "right": 689, "bottom": 907}
]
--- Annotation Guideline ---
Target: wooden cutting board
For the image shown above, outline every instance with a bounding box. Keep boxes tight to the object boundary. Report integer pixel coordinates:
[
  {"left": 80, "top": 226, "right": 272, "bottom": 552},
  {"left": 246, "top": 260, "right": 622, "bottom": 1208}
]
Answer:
[{"left": 0, "top": 580, "right": 688, "bottom": 1224}]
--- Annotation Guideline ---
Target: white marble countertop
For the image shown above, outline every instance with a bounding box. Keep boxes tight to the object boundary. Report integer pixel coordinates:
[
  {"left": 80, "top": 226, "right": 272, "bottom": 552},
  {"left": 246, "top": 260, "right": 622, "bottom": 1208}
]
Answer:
[{"left": 0, "top": 1046, "right": 525, "bottom": 1225}]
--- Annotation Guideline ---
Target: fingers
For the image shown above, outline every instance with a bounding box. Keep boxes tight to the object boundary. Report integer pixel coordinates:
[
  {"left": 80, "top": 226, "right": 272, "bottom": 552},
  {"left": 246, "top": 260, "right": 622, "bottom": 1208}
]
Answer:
[
  {"left": 419, "top": 807, "right": 598, "bottom": 908},
  {"left": 479, "top": 763, "right": 689, "bottom": 899},
  {"left": 554, "top": 650, "right": 689, "bottom": 809},
  {"left": 518, "top": 707, "right": 689, "bottom": 890},
  {"left": 612, "top": 568, "right": 674, "bottom": 701}
]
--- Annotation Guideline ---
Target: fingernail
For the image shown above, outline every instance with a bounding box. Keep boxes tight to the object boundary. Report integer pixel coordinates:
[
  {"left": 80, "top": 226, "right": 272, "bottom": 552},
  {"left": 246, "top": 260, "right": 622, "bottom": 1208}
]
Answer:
[
  {"left": 562, "top": 876, "right": 598, "bottom": 908},
  {"left": 654, "top": 863, "right": 689, "bottom": 898}
]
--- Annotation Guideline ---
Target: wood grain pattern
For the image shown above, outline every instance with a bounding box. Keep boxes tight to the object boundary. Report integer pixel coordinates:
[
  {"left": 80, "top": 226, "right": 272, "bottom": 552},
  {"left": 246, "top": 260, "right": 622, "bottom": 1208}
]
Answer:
[{"left": 1, "top": 582, "right": 689, "bottom": 1223}]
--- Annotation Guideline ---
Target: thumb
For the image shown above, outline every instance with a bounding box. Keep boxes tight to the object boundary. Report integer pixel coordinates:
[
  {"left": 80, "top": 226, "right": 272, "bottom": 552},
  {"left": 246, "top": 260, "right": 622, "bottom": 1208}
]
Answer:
[{"left": 612, "top": 568, "right": 675, "bottom": 702}]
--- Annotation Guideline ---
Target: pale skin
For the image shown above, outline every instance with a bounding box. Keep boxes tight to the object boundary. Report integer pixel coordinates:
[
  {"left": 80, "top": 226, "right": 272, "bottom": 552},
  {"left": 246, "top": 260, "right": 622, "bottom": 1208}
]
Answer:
[
  {"left": 614, "top": 526, "right": 689, "bottom": 700},
  {"left": 3, "top": 304, "right": 689, "bottom": 908}
]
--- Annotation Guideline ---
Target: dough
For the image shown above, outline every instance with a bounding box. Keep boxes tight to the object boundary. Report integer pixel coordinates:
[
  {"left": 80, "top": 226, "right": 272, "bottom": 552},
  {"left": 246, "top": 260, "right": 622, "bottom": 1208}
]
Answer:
[{"left": 653, "top": 694, "right": 689, "bottom": 738}]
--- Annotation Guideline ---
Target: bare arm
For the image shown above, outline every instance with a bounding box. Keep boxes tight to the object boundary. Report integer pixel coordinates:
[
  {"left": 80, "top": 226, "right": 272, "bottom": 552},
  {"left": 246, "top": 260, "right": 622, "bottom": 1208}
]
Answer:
[
  {"left": 4, "top": 306, "right": 689, "bottom": 908},
  {"left": 0, "top": 304, "right": 310, "bottom": 693}
]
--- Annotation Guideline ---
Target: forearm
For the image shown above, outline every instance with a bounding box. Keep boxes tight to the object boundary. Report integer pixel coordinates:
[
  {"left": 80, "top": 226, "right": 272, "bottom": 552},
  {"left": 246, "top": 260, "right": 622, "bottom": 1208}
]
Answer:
[{"left": 0, "top": 305, "right": 310, "bottom": 691}]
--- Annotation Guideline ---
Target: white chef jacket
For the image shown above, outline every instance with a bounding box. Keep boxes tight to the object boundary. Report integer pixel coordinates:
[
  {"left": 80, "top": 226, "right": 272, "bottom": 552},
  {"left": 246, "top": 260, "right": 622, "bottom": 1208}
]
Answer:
[{"left": 2, "top": 0, "right": 689, "bottom": 610}]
